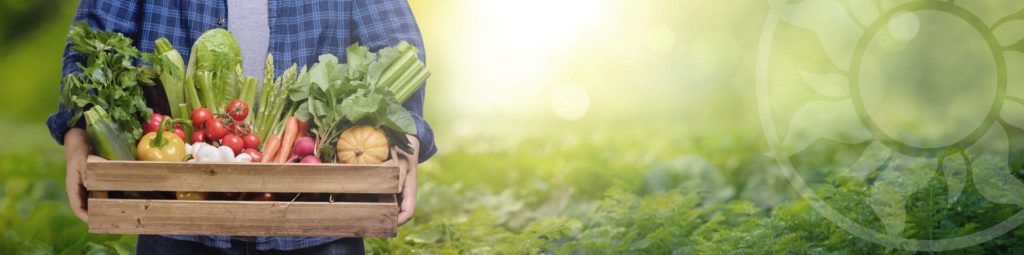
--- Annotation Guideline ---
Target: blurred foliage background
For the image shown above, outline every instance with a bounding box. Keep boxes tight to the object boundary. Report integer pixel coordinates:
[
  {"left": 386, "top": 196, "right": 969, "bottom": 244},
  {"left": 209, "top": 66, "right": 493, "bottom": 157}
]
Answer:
[{"left": 3, "top": 0, "right": 1024, "bottom": 254}]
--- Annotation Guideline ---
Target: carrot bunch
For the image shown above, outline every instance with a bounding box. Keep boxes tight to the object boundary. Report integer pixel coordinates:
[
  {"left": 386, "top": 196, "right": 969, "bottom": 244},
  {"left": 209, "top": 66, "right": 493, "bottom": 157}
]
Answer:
[{"left": 260, "top": 116, "right": 309, "bottom": 163}]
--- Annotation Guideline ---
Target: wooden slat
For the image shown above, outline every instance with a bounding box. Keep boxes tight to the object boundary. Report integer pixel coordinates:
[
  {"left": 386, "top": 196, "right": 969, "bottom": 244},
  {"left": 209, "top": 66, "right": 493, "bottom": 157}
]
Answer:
[
  {"left": 85, "top": 160, "right": 399, "bottom": 193},
  {"left": 88, "top": 198, "right": 397, "bottom": 237}
]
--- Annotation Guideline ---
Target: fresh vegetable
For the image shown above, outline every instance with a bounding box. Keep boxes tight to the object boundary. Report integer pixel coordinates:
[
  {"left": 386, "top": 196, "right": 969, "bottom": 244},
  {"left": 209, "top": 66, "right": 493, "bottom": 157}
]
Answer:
[
  {"left": 83, "top": 107, "right": 135, "bottom": 160},
  {"left": 172, "top": 126, "right": 186, "bottom": 141},
  {"left": 237, "top": 77, "right": 259, "bottom": 123},
  {"left": 375, "top": 41, "right": 430, "bottom": 103},
  {"left": 296, "top": 119, "right": 310, "bottom": 139},
  {"left": 243, "top": 133, "right": 261, "bottom": 149},
  {"left": 136, "top": 119, "right": 187, "bottom": 162},
  {"left": 185, "top": 29, "right": 243, "bottom": 114},
  {"left": 59, "top": 22, "right": 153, "bottom": 152},
  {"left": 300, "top": 155, "right": 322, "bottom": 164},
  {"left": 190, "top": 107, "right": 213, "bottom": 128},
  {"left": 253, "top": 53, "right": 303, "bottom": 145},
  {"left": 274, "top": 116, "right": 300, "bottom": 163},
  {"left": 221, "top": 134, "right": 244, "bottom": 154},
  {"left": 227, "top": 99, "right": 249, "bottom": 121},
  {"left": 336, "top": 125, "right": 389, "bottom": 164},
  {"left": 190, "top": 130, "right": 206, "bottom": 144},
  {"left": 143, "top": 114, "right": 165, "bottom": 134},
  {"left": 293, "top": 137, "right": 315, "bottom": 157},
  {"left": 152, "top": 37, "right": 187, "bottom": 119},
  {"left": 242, "top": 148, "right": 262, "bottom": 162},
  {"left": 186, "top": 142, "right": 252, "bottom": 163},
  {"left": 204, "top": 118, "right": 227, "bottom": 141},
  {"left": 260, "top": 134, "right": 281, "bottom": 163},
  {"left": 287, "top": 43, "right": 423, "bottom": 163}
]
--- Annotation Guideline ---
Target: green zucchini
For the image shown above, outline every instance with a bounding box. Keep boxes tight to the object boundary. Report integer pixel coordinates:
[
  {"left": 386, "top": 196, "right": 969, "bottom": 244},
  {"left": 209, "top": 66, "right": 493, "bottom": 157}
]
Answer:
[{"left": 84, "top": 107, "right": 136, "bottom": 160}]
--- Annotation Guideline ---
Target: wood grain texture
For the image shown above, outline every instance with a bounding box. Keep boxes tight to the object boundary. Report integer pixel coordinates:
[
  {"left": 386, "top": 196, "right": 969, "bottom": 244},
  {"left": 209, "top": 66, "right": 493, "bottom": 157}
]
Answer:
[
  {"left": 85, "top": 160, "right": 399, "bottom": 193},
  {"left": 88, "top": 197, "right": 398, "bottom": 237}
]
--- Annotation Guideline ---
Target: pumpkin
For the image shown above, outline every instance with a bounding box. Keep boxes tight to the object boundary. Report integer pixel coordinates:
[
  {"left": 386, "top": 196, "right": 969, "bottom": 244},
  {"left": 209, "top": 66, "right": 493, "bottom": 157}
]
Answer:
[{"left": 336, "top": 125, "right": 390, "bottom": 164}]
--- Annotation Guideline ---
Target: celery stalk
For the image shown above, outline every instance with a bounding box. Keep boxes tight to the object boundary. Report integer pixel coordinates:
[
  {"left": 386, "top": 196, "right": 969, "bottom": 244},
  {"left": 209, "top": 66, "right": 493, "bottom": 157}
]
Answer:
[
  {"left": 184, "top": 75, "right": 202, "bottom": 111},
  {"left": 197, "top": 72, "right": 218, "bottom": 113},
  {"left": 378, "top": 49, "right": 417, "bottom": 88},
  {"left": 398, "top": 68, "right": 431, "bottom": 102}
]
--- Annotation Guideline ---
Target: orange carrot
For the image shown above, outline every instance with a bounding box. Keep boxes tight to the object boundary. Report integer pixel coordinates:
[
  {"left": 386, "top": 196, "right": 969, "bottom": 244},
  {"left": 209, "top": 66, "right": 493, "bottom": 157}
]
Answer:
[
  {"left": 296, "top": 119, "right": 310, "bottom": 138},
  {"left": 260, "top": 134, "right": 281, "bottom": 163},
  {"left": 274, "top": 116, "right": 300, "bottom": 163}
]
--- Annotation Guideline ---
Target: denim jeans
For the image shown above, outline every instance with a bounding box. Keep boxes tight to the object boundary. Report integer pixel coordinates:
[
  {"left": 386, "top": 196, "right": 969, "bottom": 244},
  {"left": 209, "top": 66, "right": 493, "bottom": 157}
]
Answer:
[{"left": 136, "top": 235, "right": 365, "bottom": 255}]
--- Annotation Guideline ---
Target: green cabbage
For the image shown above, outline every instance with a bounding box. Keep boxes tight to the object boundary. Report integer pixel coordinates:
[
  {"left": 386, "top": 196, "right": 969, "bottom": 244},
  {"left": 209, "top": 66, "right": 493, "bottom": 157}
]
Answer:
[{"left": 185, "top": 28, "right": 242, "bottom": 113}]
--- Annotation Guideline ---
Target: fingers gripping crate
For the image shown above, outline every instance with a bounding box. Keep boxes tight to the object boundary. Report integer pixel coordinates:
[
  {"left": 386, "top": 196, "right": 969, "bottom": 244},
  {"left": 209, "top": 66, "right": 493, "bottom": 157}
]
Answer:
[{"left": 84, "top": 159, "right": 403, "bottom": 237}]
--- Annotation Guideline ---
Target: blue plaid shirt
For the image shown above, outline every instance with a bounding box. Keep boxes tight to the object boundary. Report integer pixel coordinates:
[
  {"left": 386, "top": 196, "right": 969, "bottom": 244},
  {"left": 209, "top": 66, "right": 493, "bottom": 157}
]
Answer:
[{"left": 46, "top": 0, "right": 436, "bottom": 251}]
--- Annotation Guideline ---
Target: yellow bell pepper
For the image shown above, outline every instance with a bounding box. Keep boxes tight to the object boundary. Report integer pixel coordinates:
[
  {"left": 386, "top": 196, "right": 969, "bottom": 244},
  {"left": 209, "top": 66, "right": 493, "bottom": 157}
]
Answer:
[{"left": 136, "top": 130, "right": 186, "bottom": 161}]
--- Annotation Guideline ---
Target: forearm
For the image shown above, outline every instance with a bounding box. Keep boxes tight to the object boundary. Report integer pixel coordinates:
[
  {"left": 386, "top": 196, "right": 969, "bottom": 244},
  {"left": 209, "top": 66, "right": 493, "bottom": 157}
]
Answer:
[{"left": 64, "top": 128, "right": 90, "bottom": 164}]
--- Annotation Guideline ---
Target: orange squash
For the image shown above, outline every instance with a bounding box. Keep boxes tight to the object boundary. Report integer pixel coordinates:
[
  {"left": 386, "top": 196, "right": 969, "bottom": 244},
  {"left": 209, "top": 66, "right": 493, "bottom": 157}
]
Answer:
[{"left": 336, "top": 125, "right": 389, "bottom": 164}]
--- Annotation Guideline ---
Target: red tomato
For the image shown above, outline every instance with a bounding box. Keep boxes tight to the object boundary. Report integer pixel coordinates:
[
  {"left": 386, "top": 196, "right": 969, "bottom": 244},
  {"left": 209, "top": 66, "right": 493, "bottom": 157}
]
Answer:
[
  {"left": 173, "top": 127, "right": 186, "bottom": 141},
  {"left": 226, "top": 99, "right": 249, "bottom": 121},
  {"left": 190, "top": 130, "right": 206, "bottom": 144},
  {"left": 243, "top": 133, "right": 261, "bottom": 149},
  {"left": 205, "top": 118, "right": 227, "bottom": 141},
  {"left": 221, "top": 134, "right": 244, "bottom": 154},
  {"left": 227, "top": 122, "right": 247, "bottom": 135},
  {"left": 190, "top": 108, "right": 213, "bottom": 128},
  {"left": 242, "top": 148, "right": 262, "bottom": 162}
]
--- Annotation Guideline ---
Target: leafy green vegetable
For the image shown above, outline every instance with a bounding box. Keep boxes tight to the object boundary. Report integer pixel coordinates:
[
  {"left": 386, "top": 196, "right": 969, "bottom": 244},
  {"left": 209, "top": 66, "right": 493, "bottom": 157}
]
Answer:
[
  {"left": 58, "top": 22, "right": 152, "bottom": 145},
  {"left": 185, "top": 28, "right": 242, "bottom": 113},
  {"left": 288, "top": 43, "right": 422, "bottom": 163}
]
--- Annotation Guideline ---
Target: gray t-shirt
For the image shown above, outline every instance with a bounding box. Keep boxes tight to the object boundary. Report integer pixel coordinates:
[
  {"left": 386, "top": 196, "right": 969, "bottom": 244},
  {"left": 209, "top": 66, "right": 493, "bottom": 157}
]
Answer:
[
  {"left": 227, "top": 0, "right": 269, "bottom": 83},
  {"left": 225, "top": 1, "right": 268, "bottom": 242}
]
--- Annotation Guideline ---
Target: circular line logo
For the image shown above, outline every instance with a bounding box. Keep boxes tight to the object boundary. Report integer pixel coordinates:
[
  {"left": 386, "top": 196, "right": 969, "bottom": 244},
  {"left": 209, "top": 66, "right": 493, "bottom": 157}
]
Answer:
[{"left": 757, "top": 0, "right": 1024, "bottom": 251}]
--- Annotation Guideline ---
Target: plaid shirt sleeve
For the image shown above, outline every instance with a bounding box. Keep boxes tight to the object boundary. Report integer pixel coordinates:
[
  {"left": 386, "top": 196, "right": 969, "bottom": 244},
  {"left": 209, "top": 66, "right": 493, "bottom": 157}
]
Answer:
[
  {"left": 353, "top": 0, "right": 438, "bottom": 162},
  {"left": 46, "top": 0, "right": 141, "bottom": 145}
]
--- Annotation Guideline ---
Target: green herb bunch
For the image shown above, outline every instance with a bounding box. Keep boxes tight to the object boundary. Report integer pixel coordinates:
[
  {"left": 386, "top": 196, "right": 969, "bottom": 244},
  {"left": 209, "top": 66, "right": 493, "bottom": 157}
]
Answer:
[{"left": 59, "top": 22, "right": 152, "bottom": 142}]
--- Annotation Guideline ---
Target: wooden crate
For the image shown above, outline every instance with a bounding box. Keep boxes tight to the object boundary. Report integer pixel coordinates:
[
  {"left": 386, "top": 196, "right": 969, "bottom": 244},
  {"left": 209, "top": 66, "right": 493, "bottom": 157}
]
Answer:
[{"left": 84, "top": 159, "right": 402, "bottom": 237}]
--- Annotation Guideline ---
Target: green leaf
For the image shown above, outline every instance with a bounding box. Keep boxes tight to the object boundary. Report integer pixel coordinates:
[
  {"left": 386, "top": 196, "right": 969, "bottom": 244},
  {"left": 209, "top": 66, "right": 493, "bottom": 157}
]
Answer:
[
  {"left": 293, "top": 101, "right": 312, "bottom": 121},
  {"left": 340, "top": 90, "right": 381, "bottom": 123},
  {"left": 383, "top": 101, "right": 416, "bottom": 135}
]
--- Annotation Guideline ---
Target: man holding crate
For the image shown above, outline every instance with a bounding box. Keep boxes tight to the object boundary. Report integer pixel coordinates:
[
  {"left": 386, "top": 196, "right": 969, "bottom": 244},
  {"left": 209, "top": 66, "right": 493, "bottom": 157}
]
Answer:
[{"left": 48, "top": 0, "right": 437, "bottom": 254}]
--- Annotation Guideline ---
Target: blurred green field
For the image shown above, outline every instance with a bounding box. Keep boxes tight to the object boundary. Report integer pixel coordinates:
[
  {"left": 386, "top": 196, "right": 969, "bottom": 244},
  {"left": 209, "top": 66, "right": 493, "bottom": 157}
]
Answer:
[{"left": 4, "top": 0, "right": 1024, "bottom": 254}]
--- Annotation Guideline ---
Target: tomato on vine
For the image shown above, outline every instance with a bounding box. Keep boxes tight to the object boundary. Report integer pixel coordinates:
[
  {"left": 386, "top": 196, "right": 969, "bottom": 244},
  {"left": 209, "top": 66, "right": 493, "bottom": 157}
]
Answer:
[{"left": 227, "top": 99, "right": 249, "bottom": 121}]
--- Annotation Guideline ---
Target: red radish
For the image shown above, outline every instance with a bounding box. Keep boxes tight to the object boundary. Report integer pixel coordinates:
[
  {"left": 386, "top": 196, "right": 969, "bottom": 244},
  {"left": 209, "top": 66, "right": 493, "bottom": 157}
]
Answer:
[
  {"left": 300, "top": 155, "right": 322, "bottom": 164},
  {"left": 143, "top": 114, "right": 164, "bottom": 134},
  {"left": 173, "top": 127, "right": 186, "bottom": 141},
  {"left": 293, "top": 137, "right": 315, "bottom": 157},
  {"left": 288, "top": 155, "right": 302, "bottom": 163},
  {"left": 242, "top": 148, "right": 262, "bottom": 162}
]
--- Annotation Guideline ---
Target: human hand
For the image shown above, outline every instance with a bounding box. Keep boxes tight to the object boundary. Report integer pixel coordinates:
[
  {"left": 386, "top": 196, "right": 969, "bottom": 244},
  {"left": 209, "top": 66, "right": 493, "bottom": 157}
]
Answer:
[
  {"left": 395, "top": 135, "right": 420, "bottom": 226},
  {"left": 64, "top": 128, "right": 99, "bottom": 222}
]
